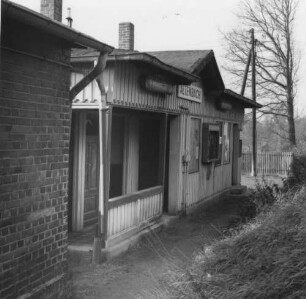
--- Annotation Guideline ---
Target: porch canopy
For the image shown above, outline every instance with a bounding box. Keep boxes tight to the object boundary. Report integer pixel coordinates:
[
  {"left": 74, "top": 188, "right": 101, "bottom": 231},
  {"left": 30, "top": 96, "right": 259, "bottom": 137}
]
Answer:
[{"left": 222, "top": 89, "right": 262, "bottom": 109}]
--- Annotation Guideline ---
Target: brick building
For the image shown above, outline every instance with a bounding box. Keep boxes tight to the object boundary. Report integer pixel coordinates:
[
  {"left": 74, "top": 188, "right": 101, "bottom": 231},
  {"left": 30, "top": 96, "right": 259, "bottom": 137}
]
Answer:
[{"left": 0, "top": 1, "right": 113, "bottom": 297}]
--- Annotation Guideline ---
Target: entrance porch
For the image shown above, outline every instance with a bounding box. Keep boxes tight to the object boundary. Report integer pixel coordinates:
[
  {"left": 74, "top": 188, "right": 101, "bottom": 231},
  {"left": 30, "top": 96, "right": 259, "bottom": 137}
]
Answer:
[{"left": 68, "top": 106, "right": 181, "bottom": 251}]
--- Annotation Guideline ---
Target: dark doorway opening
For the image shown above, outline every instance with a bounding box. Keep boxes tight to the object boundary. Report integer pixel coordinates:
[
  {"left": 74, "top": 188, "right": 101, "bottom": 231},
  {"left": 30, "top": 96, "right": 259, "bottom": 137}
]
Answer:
[
  {"left": 138, "top": 117, "right": 161, "bottom": 190},
  {"left": 163, "top": 115, "right": 171, "bottom": 212},
  {"left": 109, "top": 115, "right": 125, "bottom": 198}
]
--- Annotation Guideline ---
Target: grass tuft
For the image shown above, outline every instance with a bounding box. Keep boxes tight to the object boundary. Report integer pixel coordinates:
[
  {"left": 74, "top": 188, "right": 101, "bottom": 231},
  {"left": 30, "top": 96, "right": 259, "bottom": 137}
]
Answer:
[{"left": 167, "top": 186, "right": 306, "bottom": 299}]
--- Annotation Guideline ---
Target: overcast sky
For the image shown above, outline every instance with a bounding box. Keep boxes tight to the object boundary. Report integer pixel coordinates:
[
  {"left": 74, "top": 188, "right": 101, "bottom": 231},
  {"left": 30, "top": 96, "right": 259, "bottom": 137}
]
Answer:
[{"left": 11, "top": 0, "right": 306, "bottom": 115}]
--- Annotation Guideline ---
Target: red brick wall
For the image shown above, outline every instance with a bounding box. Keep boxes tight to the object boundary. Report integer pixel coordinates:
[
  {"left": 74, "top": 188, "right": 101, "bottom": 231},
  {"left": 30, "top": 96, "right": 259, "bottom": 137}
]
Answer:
[{"left": 0, "top": 21, "right": 72, "bottom": 298}]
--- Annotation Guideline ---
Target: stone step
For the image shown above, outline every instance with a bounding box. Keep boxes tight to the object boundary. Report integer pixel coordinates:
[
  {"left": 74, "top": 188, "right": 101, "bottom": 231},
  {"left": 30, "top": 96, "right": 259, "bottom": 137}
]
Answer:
[{"left": 230, "top": 185, "right": 247, "bottom": 195}]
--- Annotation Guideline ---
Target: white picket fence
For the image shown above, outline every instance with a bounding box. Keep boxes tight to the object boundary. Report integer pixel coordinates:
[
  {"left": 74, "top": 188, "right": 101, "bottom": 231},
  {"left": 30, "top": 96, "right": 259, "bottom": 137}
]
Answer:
[{"left": 242, "top": 151, "right": 293, "bottom": 175}]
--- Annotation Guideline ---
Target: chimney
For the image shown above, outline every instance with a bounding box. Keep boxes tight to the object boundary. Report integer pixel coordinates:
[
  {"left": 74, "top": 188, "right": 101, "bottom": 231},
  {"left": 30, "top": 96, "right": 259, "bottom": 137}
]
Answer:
[
  {"left": 118, "top": 22, "right": 134, "bottom": 51},
  {"left": 40, "top": 0, "right": 62, "bottom": 22}
]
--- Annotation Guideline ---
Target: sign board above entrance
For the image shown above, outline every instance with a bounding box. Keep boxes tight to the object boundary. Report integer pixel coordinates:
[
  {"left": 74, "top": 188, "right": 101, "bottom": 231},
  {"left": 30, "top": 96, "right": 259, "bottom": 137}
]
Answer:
[{"left": 177, "top": 85, "right": 202, "bottom": 103}]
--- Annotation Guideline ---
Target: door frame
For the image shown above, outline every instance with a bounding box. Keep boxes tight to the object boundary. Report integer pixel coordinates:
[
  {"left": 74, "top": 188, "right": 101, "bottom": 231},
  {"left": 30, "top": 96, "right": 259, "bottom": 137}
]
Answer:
[{"left": 166, "top": 114, "right": 182, "bottom": 214}]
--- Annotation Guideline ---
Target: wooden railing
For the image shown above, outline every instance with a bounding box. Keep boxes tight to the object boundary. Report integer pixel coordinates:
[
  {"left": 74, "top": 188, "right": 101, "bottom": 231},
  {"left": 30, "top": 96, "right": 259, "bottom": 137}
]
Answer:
[
  {"left": 241, "top": 151, "right": 293, "bottom": 175},
  {"left": 107, "top": 186, "right": 163, "bottom": 239}
]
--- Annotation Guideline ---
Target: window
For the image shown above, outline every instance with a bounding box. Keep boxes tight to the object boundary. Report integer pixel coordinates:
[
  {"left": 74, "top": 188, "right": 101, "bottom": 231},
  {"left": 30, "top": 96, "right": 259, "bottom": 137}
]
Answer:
[
  {"left": 202, "top": 123, "right": 220, "bottom": 163},
  {"left": 189, "top": 118, "right": 201, "bottom": 173}
]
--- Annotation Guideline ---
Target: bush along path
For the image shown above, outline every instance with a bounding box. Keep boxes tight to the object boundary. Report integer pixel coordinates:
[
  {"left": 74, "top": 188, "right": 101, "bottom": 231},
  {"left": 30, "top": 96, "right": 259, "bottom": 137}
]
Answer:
[
  {"left": 171, "top": 186, "right": 306, "bottom": 299},
  {"left": 67, "top": 196, "right": 244, "bottom": 299}
]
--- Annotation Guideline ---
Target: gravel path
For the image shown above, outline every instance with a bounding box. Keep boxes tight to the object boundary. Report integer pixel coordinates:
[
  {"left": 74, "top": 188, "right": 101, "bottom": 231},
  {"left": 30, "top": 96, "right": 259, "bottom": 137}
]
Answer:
[{"left": 68, "top": 197, "right": 241, "bottom": 299}]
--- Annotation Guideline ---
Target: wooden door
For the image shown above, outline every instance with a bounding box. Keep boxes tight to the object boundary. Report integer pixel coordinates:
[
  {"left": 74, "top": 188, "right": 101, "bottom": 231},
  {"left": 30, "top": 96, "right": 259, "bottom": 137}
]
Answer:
[{"left": 84, "top": 136, "right": 99, "bottom": 227}]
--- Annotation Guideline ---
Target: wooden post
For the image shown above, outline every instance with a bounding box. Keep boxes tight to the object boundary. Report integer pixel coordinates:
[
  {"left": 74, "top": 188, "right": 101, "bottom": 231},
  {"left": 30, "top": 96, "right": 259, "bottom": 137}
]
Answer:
[
  {"left": 92, "top": 54, "right": 109, "bottom": 263},
  {"left": 103, "top": 106, "right": 112, "bottom": 247},
  {"left": 161, "top": 113, "right": 168, "bottom": 195},
  {"left": 251, "top": 29, "right": 257, "bottom": 177},
  {"left": 241, "top": 49, "right": 252, "bottom": 96},
  {"left": 72, "top": 111, "right": 86, "bottom": 231}
]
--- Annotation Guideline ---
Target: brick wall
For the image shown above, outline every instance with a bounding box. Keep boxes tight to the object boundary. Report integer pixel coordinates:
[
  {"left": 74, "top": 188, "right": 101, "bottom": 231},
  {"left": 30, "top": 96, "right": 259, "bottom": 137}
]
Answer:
[
  {"left": 40, "top": 0, "right": 63, "bottom": 22},
  {"left": 0, "top": 21, "right": 71, "bottom": 298}
]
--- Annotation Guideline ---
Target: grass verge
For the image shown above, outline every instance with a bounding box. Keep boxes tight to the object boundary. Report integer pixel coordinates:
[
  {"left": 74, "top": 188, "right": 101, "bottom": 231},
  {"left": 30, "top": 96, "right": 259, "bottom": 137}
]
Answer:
[{"left": 166, "top": 186, "right": 306, "bottom": 299}]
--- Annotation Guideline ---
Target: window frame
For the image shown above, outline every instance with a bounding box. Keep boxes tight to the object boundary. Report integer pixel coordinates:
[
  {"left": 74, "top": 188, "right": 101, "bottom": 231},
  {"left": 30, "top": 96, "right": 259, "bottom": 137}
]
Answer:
[{"left": 201, "top": 122, "right": 221, "bottom": 164}]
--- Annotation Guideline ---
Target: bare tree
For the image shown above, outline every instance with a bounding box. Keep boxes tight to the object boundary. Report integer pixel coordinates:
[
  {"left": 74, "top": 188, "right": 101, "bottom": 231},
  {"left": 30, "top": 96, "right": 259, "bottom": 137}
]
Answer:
[{"left": 223, "top": 0, "right": 299, "bottom": 147}]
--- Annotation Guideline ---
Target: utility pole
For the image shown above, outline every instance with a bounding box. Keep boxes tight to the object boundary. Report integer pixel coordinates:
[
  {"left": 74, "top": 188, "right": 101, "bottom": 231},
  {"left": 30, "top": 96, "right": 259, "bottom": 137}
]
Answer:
[
  {"left": 240, "top": 29, "right": 257, "bottom": 177},
  {"left": 251, "top": 29, "right": 257, "bottom": 177},
  {"left": 240, "top": 48, "right": 252, "bottom": 96}
]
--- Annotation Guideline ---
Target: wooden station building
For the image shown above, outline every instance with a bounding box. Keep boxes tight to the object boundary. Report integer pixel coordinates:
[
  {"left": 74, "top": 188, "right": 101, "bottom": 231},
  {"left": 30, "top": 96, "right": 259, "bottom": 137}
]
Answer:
[{"left": 69, "top": 23, "right": 261, "bottom": 251}]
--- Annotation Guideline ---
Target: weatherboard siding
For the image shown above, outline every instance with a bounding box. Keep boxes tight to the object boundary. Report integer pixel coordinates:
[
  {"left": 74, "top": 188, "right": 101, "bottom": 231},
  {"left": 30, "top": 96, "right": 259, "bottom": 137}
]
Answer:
[
  {"left": 71, "top": 61, "right": 244, "bottom": 125},
  {"left": 71, "top": 60, "right": 244, "bottom": 216},
  {"left": 110, "top": 62, "right": 244, "bottom": 123}
]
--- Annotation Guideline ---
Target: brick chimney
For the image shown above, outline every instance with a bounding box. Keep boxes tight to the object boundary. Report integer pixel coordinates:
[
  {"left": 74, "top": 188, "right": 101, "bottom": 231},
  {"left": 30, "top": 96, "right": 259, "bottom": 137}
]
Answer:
[
  {"left": 40, "top": 0, "right": 62, "bottom": 22},
  {"left": 118, "top": 22, "right": 134, "bottom": 51}
]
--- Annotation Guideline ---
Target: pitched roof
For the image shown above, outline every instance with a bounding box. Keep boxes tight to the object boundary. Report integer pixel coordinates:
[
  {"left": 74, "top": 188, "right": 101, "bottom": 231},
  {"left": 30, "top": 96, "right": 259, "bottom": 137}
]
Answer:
[
  {"left": 2, "top": 0, "right": 113, "bottom": 53},
  {"left": 71, "top": 48, "right": 198, "bottom": 84},
  {"left": 148, "top": 50, "right": 225, "bottom": 89},
  {"left": 147, "top": 50, "right": 212, "bottom": 74},
  {"left": 149, "top": 51, "right": 261, "bottom": 109}
]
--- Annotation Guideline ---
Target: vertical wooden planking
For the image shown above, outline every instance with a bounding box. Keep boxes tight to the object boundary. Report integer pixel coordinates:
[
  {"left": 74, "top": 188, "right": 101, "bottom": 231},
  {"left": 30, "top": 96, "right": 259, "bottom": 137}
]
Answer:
[
  {"left": 116, "top": 206, "right": 120, "bottom": 234},
  {"left": 121, "top": 205, "right": 125, "bottom": 232},
  {"left": 147, "top": 197, "right": 151, "bottom": 218},
  {"left": 126, "top": 202, "right": 131, "bottom": 228},
  {"left": 124, "top": 203, "right": 128, "bottom": 230},
  {"left": 122, "top": 204, "right": 126, "bottom": 231},
  {"left": 109, "top": 207, "right": 114, "bottom": 236},
  {"left": 112, "top": 208, "right": 115, "bottom": 236},
  {"left": 112, "top": 208, "right": 116, "bottom": 236},
  {"left": 150, "top": 196, "right": 154, "bottom": 217},
  {"left": 108, "top": 208, "right": 112, "bottom": 237},
  {"left": 241, "top": 151, "right": 293, "bottom": 175},
  {"left": 112, "top": 207, "right": 116, "bottom": 235}
]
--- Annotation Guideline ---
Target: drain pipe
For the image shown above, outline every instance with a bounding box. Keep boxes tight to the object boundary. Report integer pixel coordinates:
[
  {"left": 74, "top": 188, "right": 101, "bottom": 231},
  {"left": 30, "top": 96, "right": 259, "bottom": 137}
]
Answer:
[
  {"left": 70, "top": 53, "right": 108, "bottom": 100},
  {"left": 69, "top": 53, "right": 108, "bottom": 264},
  {"left": 93, "top": 92, "right": 109, "bottom": 264}
]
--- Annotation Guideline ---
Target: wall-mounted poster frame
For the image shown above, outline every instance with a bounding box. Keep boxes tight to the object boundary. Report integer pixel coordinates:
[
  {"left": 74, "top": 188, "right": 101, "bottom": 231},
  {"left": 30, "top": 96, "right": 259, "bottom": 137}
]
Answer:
[
  {"left": 223, "top": 122, "right": 231, "bottom": 163},
  {"left": 189, "top": 118, "right": 201, "bottom": 173}
]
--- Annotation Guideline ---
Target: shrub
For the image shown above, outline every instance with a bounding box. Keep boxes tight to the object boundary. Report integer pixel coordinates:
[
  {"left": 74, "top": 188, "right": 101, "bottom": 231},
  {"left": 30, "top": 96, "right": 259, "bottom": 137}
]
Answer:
[
  {"left": 236, "top": 179, "right": 279, "bottom": 222},
  {"left": 168, "top": 187, "right": 306, "bottom": 299},
  {"left": 284, "top": 143, "right": 306, "bottom": 188}
]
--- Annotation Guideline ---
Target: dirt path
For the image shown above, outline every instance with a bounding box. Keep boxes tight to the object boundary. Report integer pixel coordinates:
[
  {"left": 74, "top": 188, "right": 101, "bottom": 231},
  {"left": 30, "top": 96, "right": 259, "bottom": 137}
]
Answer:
[{"left": 68, "top": 197, "right": 241, "bottom": 299}]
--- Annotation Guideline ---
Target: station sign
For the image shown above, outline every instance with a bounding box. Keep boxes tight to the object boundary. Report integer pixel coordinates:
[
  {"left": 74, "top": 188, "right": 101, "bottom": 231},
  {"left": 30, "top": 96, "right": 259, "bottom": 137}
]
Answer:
[{"left": 177, "top": 85, "right": 202, "bottom": 103}]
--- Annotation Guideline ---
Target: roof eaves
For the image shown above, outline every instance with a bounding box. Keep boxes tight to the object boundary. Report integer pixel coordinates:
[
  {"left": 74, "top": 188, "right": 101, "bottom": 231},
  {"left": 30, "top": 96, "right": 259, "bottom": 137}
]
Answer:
[
  {"left": 2, "top": 0, "right": 114, "bottom": 53},
  {"left": 108, "top": 52, "right": 199, "bottom": 83},
  {"left": 224, "top": 89, "right": 262, "bottom": 108}
]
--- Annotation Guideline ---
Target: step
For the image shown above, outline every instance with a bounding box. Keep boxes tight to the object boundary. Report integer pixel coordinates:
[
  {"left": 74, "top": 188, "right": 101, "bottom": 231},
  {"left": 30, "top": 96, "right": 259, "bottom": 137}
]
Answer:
[{"left": 230, "top": 185, "right": 247, "bottom": 195}]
